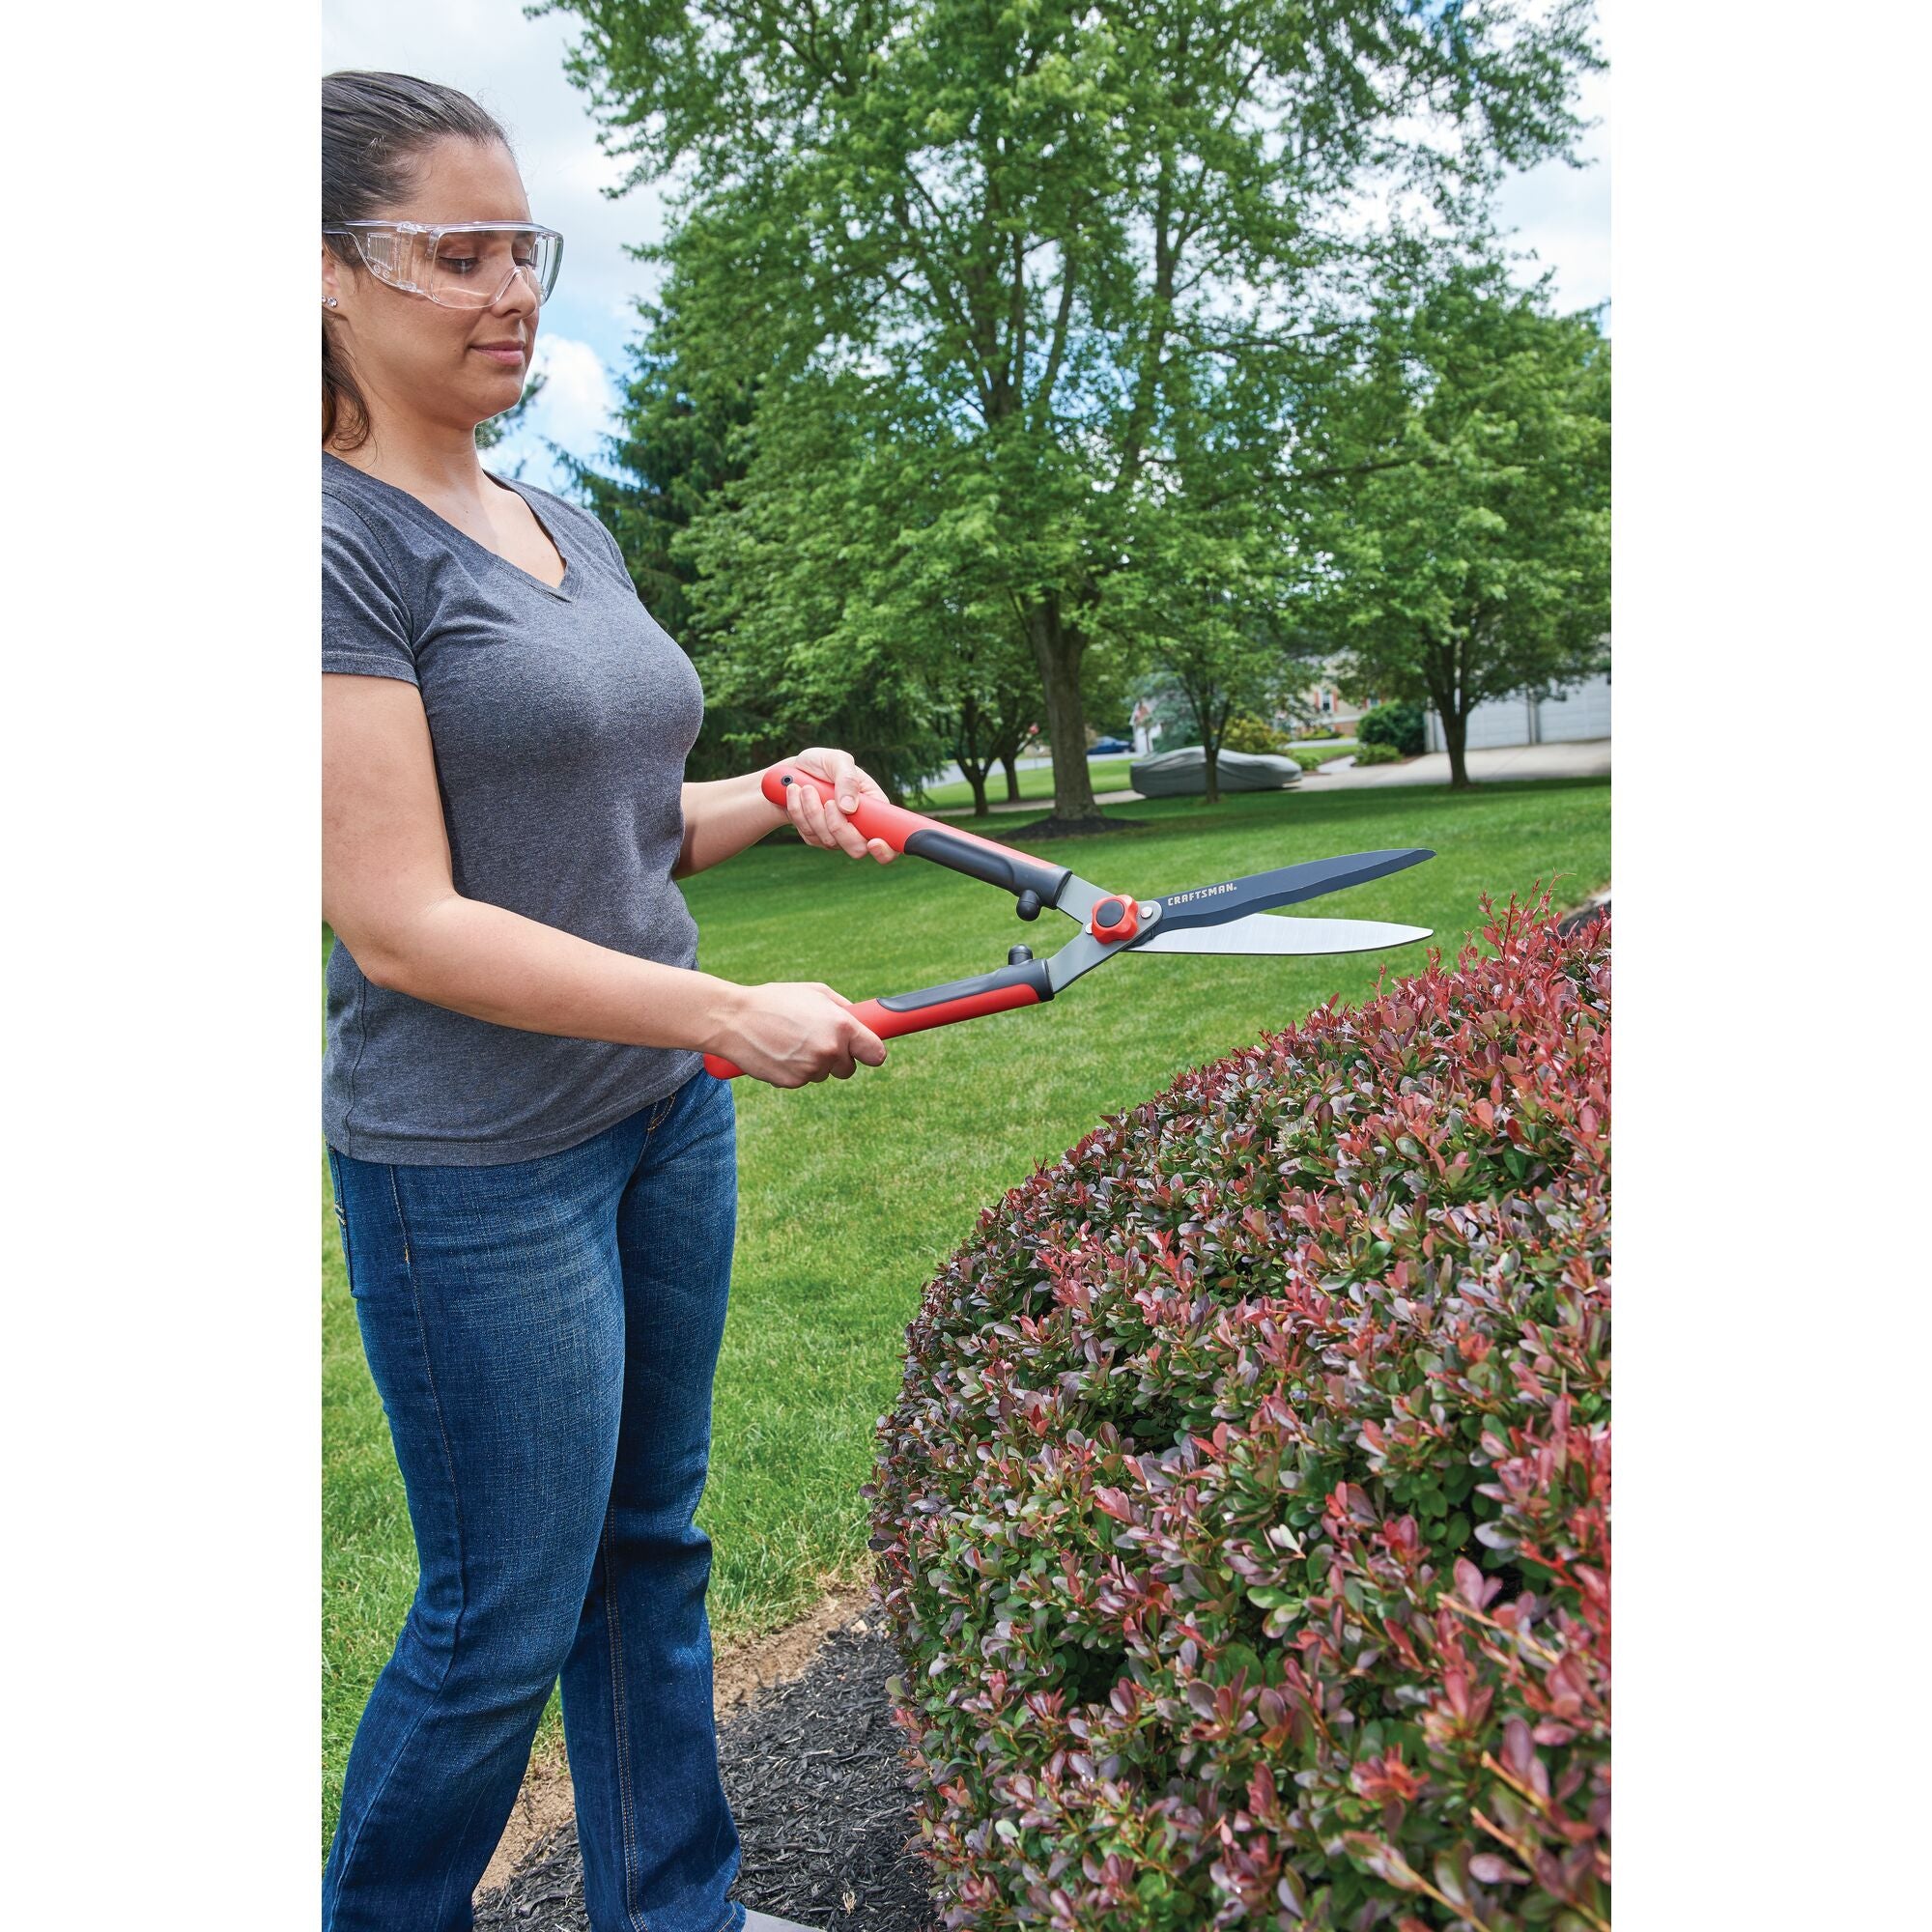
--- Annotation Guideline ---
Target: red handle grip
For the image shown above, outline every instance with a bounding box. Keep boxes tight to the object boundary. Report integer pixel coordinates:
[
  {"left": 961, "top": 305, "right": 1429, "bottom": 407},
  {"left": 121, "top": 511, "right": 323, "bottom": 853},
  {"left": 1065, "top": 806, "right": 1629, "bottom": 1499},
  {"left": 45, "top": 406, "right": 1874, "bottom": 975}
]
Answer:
[
  {"left": 760, "top": 761, "right": 1070, "bottom": 906},
  {"left": 760, "top": 762, "right": 931, "bottom": 854},
  {"left": 702, "top": 955, "right": 1055, "bottom": 1081},
  {"left": 700, "top": 763, "right": 1067, "bottom": 1081}
]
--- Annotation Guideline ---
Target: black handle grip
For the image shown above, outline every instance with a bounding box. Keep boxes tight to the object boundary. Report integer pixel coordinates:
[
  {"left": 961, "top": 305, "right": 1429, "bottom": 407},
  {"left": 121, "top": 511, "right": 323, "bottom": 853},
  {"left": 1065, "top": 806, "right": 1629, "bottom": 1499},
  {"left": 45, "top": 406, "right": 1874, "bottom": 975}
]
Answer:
[
  {"left": 873, "top": 956, "right": 1056, "bottom": 1014},
  {"left": 902, "top": 828, "right": 1071, "bottom": 909}
]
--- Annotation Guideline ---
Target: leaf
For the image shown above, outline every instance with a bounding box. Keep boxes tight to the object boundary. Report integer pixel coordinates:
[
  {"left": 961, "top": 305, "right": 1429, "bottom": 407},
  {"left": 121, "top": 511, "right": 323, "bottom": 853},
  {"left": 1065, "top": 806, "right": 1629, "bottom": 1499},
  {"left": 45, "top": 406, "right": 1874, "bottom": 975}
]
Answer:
[
  {"left": 1341, "top": 1833, "right": 1424, "bottom": 1891},
  {"left": 1470, "top": 1853, "right": 1530, "bottom": 1885}
]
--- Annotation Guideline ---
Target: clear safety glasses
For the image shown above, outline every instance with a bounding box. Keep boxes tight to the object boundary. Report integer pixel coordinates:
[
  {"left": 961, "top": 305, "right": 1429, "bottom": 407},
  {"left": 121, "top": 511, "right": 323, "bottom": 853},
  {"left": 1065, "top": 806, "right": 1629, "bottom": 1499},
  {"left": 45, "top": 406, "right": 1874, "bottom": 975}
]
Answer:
[{"left": 324, "top": 220, "right": 564, "bottom": 309}]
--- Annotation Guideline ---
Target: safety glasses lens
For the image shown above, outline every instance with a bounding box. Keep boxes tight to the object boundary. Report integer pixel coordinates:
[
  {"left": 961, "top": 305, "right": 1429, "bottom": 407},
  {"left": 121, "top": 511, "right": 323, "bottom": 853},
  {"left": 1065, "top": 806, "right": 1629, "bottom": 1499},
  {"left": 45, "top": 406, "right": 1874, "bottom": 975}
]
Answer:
[
  {"left": 331, "top": 226, "right": 562, "bottom": 307},
  {"left": 423, "top": 229, "right": 561, "bottom": 307}
]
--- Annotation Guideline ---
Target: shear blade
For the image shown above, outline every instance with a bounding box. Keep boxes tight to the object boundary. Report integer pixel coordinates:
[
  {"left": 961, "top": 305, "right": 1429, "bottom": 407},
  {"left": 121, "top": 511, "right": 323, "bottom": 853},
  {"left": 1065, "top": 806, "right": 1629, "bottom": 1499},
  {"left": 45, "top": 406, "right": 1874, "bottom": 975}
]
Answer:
[
  {"left": 1148, "top": 847, "right": 1434, "bottom": 931},
  {"left": 1129, "top": 914, "right": 1433, "bottom": 956}
]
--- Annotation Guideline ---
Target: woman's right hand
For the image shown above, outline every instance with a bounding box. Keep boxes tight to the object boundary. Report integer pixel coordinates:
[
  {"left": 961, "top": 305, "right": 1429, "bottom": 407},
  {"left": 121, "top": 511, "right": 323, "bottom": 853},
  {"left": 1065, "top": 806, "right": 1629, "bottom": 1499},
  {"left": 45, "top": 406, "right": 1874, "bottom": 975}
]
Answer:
[{"left": 711, "top": 981, "right": 888, "bottom": 1087}]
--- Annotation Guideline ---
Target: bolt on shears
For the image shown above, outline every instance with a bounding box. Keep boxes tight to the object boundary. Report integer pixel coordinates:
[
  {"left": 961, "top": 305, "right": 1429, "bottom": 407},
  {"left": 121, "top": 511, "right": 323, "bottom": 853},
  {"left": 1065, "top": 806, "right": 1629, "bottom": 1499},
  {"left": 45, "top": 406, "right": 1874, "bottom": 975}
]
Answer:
[{"left": 701, "top": 762, "right": 1435, "bottom": 1080}]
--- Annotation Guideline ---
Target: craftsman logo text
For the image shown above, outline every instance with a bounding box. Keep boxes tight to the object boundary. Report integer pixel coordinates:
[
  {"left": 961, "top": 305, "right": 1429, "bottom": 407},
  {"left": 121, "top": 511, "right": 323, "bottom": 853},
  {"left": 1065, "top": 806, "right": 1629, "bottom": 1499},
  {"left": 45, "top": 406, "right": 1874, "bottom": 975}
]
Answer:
[{"left": 1166, "top": 882, "right": 1238, "bottom": 907}]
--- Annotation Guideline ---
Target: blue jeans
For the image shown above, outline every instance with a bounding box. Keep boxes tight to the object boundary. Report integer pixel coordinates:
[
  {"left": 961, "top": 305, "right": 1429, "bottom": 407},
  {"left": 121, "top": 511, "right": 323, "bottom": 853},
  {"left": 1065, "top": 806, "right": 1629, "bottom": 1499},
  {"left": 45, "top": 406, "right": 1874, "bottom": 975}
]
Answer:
[{"left": 322, "top": 1066, "right": 747, "bottom": 1932}]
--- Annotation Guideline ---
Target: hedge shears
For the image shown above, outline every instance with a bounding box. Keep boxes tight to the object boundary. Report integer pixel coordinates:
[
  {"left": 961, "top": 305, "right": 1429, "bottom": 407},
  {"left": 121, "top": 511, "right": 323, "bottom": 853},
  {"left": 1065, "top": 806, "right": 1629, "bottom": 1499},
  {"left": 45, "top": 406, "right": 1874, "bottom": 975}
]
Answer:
[{"left": 701, "top": 761, "right": 1435, "bottom": 1079}]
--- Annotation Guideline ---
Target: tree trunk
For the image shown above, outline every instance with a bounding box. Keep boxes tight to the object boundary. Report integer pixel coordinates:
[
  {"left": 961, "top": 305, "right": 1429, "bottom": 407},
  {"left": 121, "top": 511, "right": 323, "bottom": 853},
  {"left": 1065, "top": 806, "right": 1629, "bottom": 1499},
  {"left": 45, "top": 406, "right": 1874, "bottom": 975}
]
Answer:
[
  {"left": 1025, "top": 593, "right": 1104, "bottom": 829},
  {"left": 986, "top": 706, "right": 1028, "bottom": 804},
  {"left": 1205, "top": 699, "right": 1236, "bottom": 807},
  {"left": 1424, "top": 643, "right": 1473, "bottom": 790},
  {"left": 1179, "top": 678, "right": 1223, "bottom": 808},
  {"left": 949, "top": 702, "right": 995, "bottom": 817},
  {"left": 1441, "top": 706, "right": 1471, "bottom": 789}
]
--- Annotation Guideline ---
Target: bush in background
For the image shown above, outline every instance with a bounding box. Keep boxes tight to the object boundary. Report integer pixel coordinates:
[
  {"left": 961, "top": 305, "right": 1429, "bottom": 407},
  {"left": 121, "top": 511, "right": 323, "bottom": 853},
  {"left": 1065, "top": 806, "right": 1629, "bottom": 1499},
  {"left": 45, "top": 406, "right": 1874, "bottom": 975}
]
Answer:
[
  {"left": 1286, "top": 745, "right": 1348, "bottom": 773},
  {"left": 1358, "top": 701, "right": 1427, "bottom": 757},
  {"left": 869, "top": 901, "right": 1611, "bottom": 1931},
  {"left": 1351, "top": 741, "right": 1406, "bottom": 767},
  {"left": 1223, "top": 716, "right": 1289, "bottom": 755}
]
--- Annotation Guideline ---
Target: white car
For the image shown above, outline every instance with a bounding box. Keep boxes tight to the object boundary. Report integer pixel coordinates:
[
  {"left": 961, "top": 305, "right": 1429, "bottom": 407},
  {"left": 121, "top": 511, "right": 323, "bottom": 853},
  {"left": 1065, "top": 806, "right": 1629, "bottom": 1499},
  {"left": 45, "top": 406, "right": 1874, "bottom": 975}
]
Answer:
[{"left": 1128, "top": 746, "right": 1304, "bottom": 797}]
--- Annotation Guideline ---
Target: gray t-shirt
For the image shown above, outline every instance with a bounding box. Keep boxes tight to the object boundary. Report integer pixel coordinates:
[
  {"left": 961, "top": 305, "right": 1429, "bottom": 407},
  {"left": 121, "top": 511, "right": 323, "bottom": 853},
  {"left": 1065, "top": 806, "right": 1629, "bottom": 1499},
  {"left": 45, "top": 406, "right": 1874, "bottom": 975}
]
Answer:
[{"left": 322, "top": 450, "right": 707, "bottom": 1165}]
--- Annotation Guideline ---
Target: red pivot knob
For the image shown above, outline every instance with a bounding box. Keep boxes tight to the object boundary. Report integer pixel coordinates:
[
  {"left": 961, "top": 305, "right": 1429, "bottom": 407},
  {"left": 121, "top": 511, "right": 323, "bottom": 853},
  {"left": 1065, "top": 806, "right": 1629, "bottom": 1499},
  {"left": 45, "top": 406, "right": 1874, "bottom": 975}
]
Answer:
[{"left": 1091, "top": 895, "right": 1140, "bottom": 943}]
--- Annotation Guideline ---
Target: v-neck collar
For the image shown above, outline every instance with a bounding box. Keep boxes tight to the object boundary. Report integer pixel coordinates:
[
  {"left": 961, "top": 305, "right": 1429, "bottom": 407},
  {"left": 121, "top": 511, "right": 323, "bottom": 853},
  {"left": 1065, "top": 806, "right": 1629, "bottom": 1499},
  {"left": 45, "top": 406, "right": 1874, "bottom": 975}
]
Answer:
[{"left": 324, "top": 451, "right": 574, "bottom": 602}]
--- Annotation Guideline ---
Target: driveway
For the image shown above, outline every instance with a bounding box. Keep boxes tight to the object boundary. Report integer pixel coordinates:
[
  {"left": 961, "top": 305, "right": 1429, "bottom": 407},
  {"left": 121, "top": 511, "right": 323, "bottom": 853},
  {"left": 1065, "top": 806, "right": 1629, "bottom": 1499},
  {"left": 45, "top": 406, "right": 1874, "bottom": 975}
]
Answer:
[
  {"left": 932, "top": 788, "right": 1142, "bottom": 816},
  {"left": 1309, "top": 740, "right": 1610, "bottom": 787},
  {"left": 927, "top": 739, "right": 1609, "bottom": 816}
]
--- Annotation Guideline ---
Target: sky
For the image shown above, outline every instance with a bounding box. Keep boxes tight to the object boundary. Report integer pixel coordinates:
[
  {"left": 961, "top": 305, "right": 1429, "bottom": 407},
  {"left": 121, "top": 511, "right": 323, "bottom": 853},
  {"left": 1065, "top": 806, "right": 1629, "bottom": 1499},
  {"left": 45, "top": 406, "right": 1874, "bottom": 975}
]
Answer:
[{"left": 322, "top": 0, "right": 1610, "bottom": 495}]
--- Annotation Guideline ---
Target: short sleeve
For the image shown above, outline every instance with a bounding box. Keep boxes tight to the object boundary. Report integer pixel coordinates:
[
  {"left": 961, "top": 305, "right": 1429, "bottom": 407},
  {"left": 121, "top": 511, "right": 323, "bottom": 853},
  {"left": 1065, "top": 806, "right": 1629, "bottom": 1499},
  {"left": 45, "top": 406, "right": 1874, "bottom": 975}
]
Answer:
[
  {"left": 592, "top": 513, "right": 632, "bottom": 585},
  {"left": 323, "top": 497, "right": 419, "bottom": 685},
  {"left": 556, "top": 494, "right": 637, "bottom": 593},
  {"left": 561, "top": 498, "right": 632, "bottom": 590}
]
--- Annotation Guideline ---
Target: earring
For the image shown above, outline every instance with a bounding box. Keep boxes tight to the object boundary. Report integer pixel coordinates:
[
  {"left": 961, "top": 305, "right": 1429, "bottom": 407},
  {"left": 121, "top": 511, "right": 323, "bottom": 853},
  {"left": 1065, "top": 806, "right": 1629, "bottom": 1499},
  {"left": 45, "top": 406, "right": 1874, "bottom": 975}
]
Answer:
[{"left": 324, "top": 296, "right": 339, "bottom": 308}]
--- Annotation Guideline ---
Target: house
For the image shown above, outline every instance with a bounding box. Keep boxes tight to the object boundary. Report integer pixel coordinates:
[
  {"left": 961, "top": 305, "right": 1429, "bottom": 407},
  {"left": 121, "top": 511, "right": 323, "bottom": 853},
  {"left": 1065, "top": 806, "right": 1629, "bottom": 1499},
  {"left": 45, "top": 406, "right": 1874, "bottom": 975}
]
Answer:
[
  {"left": 1421, "top": 669, "right": 1611, "bottom": 753},
  {"left": 1298, "top": 680, "right": 1368, "bottom": 736}
]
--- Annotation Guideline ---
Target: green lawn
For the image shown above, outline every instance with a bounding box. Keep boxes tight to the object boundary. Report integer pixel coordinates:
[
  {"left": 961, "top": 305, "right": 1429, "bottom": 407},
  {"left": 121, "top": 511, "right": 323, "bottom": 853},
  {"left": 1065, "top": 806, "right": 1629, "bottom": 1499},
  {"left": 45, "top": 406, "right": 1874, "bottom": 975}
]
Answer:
[
  {"left": 912, "top": 751, "right": 1358, "bottom": 803},
  {"left": 322, "top": 775, "right": 1608, "bottom": 1844},
  {"left": 1286, "top": 740, "right": 1358, "bottom": 771},
  {"left": 915, "top": 755, "right": 1136, "bottom": 810}
]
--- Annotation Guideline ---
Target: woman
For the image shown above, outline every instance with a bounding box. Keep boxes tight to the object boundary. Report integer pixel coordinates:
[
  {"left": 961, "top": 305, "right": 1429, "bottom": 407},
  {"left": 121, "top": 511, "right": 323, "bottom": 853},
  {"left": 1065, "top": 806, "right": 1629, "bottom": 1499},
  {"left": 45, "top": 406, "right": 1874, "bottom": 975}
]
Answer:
[{"left": 321, "top": 71, "right": 893, "bottom": 1932}]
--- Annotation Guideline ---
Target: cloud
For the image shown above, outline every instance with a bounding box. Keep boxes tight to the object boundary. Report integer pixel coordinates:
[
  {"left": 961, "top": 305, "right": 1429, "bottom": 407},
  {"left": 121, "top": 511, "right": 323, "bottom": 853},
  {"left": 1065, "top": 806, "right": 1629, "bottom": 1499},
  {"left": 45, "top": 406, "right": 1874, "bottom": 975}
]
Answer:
[
  {"left": 327, "top": 0, "right": 1613, "bottom": 471},
  {"left": 327, "top": 0, "right": 1611, "bottom": 332},
  {"left": 1492, "top": 65, "right": 1611, "bottom": 322},
  {"left": 475, "top": 334, "right": 620, "bottom": 493},
  {"left": 527, "top": 333, "right": 617, "bottom": 455}
]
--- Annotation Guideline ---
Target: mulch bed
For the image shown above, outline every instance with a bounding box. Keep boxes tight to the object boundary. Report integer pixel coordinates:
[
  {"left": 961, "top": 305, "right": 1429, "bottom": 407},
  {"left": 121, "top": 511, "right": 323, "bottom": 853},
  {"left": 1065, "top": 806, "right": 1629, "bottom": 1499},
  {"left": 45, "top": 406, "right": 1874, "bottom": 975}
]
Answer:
[
  {"left": 474, "top": 1616, "right": 938, "bottom": 1932},
  {"left": 1558, "top": 894, "right": 1610, "bottom": 935},
  {"left": 998, "top": 812, "right": 1152, "bottom": 841}
]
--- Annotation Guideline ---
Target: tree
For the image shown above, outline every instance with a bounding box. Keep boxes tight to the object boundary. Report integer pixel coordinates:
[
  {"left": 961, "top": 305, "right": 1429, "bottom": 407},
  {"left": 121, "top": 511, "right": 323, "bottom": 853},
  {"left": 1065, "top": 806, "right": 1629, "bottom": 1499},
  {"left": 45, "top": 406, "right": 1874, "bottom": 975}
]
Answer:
[
  {"left": 1116, "top": 473, "right": 1309, "bottom": 804},
  {"left": 538, "top": 0, "right": 1604, "bottom": 829},
  {"left": 1103, "top": 342, "right": 1330, "bottom": 803},
  {"left": 554, "top": 293, "right": 750, "bottom": 648},
  {"left": 563, "top": 292, "right": 1039, "bottom": 803},
  {"left": 550, "top": 296, "right": 772, "bottom": 781},
  {"left": 668, "top": 363, "right": 973, "bottom": 799},
  {"left": 1298, "top": 259, "right": 1610, "bottom": 786},
  {"left": 934, "top": 612, "right": 1037, "bottom": 817},
  {"left": 1151, "top": 607, "right": 1303, "bottom": 805}
]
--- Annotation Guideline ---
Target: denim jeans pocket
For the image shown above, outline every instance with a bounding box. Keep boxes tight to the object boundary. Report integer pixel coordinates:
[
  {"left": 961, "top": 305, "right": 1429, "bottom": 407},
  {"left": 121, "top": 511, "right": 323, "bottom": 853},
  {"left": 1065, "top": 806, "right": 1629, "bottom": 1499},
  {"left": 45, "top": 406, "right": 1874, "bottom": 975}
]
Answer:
[{"left": 326, "top": 1146, "right": 356, "bottom": 1293}]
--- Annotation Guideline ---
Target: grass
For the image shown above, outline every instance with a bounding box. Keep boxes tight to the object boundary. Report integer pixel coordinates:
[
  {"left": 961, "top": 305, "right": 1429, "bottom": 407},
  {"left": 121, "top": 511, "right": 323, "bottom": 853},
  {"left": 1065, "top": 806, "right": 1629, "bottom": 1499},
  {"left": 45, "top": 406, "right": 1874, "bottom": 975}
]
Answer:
[
  {"left": 913, "top": 755, "right": 1136, "bottom": 810},
  {"left": 913, "top": 750, "right": 1345, "bottom": 808},
  {"left": 321, "top": 774, "right": 1608, "bottom": 1846},
  {"left": 1285, "top": 741, "right": 1357, "bottom": 771}
]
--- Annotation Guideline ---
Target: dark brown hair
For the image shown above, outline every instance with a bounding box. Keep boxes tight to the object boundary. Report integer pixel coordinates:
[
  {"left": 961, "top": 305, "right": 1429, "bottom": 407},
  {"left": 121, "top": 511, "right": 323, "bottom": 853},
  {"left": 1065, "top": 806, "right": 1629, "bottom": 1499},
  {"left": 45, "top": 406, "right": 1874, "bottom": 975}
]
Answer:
[{"left": 322, "top": 71, "right": 513, "bottom": 449}]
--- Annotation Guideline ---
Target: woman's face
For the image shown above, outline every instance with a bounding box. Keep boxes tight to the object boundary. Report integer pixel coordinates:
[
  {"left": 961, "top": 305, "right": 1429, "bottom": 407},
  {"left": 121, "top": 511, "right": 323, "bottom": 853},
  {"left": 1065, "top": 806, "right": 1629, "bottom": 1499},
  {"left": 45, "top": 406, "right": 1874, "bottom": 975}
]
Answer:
[{"left": 323, "top": 135, "right": 541, "bottom": 443}]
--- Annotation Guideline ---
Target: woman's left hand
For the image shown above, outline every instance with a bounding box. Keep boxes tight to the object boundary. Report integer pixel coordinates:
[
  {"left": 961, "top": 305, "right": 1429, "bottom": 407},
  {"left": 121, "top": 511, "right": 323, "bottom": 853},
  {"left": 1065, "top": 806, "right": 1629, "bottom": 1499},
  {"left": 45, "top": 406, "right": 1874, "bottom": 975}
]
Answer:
[{"left": 780, "top": 748, "right": 899, "bottom": 864}]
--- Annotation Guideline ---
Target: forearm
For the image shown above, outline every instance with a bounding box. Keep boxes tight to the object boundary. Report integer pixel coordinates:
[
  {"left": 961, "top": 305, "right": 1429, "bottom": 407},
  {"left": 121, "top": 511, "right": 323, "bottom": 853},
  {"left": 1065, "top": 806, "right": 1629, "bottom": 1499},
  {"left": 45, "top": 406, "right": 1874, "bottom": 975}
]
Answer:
[
  {"left": 675, "top": 769, "right": 788, "bottom": 878},
  {"left": 369, "top": 893, "right": 747, "bottom": 1052}
]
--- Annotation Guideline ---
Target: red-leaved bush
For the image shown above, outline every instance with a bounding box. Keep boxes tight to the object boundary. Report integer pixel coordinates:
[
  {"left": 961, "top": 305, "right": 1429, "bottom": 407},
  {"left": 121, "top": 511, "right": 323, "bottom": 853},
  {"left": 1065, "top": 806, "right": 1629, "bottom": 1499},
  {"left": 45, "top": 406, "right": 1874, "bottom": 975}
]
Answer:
[{"left": 867, "top": 899, "right": 1609, "bottom": 1931}]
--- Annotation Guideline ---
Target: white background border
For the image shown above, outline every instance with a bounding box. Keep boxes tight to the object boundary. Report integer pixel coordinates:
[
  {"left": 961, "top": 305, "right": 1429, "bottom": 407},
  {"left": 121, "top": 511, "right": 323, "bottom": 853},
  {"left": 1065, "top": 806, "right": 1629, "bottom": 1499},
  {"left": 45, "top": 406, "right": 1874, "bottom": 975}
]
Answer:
[{"left": 2, "top": 0, "right": 1925, "bottom": 1920}]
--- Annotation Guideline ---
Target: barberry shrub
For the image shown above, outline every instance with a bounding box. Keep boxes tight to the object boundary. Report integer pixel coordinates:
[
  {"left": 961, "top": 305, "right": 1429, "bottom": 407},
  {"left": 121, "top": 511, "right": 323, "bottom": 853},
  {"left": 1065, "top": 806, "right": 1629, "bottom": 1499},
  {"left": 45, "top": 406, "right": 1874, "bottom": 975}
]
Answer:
[{"left": 867, "top": 900, "right": 1609, "bottom": 1932}]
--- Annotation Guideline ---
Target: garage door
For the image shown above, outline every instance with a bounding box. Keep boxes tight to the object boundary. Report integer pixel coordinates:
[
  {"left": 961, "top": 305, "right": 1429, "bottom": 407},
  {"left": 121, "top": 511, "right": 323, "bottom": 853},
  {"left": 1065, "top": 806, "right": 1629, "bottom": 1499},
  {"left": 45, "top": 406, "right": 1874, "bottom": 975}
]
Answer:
[
  {"left": 1536, "top": 673, "right": 1611, "bottom": 743},
  {"left": 1425, "top": 671, "right": 1611, "bottom": 750}
]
